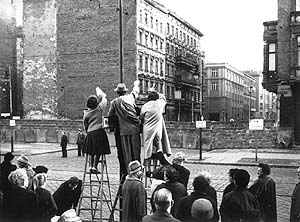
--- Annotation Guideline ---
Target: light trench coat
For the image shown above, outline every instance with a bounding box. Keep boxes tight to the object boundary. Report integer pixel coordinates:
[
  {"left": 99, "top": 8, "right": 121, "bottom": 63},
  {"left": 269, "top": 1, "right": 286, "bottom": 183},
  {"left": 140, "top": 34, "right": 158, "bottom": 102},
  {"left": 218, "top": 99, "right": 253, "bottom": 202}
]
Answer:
[{"left": 140, "top": 93, "right": 171, "bottom": 159}]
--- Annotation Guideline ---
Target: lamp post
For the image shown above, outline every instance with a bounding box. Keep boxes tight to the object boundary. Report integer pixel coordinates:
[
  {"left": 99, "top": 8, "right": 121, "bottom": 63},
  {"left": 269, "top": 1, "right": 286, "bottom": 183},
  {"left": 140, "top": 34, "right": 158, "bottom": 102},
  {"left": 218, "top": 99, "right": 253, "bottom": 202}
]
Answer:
[
  {"left": 248, "top": 86, "right": 253, "bottom": 122},
  {"left": 118, "top": 0, "right": 124, "bottom": 83},
  {"left": 191, "top": 95, "right": 194, "bottom": 122}
]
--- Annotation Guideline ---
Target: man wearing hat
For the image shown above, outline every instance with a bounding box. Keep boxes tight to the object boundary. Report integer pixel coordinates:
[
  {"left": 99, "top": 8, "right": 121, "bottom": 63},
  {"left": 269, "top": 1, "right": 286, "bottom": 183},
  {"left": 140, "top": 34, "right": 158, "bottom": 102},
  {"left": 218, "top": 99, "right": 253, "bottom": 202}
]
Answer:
[
  {"left": 17, "top": 154, "right": 35, "bottom": 191},
  {"left": 122, "top": 160, "right": 146, "bottom": 222},
  {"left": 0, "top": 152, "right": 17, "bottom": 195},
  {"left": 108, "top": 80, "right": 141, "bottom": 176},
  {"left": 76, "top": 129, "right": 85, "bottom": 157}
]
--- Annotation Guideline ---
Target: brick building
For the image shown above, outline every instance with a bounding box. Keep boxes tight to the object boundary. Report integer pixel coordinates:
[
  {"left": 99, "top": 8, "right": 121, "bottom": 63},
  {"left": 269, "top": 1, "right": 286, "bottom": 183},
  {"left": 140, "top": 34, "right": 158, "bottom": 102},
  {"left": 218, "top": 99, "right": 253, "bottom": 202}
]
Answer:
[
  {"left": 14, "top": 0, "right": 204, "bottom": 120},
  {"left": 263, "top": 0, "right": 300, "bottom": 146}
]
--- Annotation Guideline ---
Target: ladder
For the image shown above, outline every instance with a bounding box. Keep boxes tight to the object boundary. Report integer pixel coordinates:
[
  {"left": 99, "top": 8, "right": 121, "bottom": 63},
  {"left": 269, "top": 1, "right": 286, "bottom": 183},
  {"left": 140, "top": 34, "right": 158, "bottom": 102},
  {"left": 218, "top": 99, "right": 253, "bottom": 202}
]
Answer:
[
  {"left": 108, "top": 174, "right": 126, "bottom": 222},
  {"left": 77, "top": 154, "right": 113, "bottom": 221}
]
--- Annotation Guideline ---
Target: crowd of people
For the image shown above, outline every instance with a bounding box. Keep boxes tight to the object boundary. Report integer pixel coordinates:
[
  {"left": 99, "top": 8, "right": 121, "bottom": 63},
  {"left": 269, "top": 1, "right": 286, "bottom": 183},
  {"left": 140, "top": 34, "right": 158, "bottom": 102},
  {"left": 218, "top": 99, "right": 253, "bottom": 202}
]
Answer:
[{"left": 0, "top": 153, "right": 82, "bottom": 222}]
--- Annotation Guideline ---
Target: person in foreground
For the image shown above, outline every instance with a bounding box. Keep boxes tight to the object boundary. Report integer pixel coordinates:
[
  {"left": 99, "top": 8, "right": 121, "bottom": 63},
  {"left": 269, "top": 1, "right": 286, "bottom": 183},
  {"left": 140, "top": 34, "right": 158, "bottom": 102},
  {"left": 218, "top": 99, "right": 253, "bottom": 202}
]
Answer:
[
  {"left": 142, "top": 188, "right": 181, "bottom": 222},
  {"left": 290, "top": 166, "right": 300, "bottom": 222},
  {"left": 122, "top": 160, "right": 147, "bottom": 222},
  {"left": 191, "top": 198, "right": 214, "bottom": 222}
]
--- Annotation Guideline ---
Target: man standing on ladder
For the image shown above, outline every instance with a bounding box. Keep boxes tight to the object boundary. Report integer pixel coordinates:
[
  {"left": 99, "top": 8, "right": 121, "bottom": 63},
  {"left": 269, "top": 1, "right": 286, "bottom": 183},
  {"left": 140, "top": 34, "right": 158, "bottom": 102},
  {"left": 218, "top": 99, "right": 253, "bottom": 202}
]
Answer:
[{"left": 108, "top": 80, "right": 141, "bottom": 175}]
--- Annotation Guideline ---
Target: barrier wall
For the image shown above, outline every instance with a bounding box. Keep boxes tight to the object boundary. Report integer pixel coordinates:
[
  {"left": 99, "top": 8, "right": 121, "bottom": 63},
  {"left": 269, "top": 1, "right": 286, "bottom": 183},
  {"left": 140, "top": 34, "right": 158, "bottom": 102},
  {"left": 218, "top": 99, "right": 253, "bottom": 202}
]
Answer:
[{"left": 0, "top": 119, "right": 277, "bottom": 150}]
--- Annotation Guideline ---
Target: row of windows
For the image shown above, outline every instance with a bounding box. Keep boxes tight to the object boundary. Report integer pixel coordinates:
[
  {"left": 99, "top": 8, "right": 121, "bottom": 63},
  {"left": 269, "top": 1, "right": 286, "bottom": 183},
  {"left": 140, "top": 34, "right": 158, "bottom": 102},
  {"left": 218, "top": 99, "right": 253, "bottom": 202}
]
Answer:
[
  {"left": 139, "top": 78, "right": 164, "bottom": 94},
  {"left": 166, "top": 22, "right": 198, "bottom": 48},
  {"left": 138, "top": 29, "right": 164, "bottom": 53},
  {"left": 139, "top": 10, "right": 163, "bottom": 34},
  {"left": 138, "top": 53, "right": 164, "bottom": 76}
]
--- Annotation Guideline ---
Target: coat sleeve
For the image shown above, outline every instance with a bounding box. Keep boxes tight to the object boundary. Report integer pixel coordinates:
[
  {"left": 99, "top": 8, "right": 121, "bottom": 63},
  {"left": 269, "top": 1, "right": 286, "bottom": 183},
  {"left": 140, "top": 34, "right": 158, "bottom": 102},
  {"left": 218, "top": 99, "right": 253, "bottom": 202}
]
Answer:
[{"left": 136, "top": 183, "right": 147, "bottom": 220}]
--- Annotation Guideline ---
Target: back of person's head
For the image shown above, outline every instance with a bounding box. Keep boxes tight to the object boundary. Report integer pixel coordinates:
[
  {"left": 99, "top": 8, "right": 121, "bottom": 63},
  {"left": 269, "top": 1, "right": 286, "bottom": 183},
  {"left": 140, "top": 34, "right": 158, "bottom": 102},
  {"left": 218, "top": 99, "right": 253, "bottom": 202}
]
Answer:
[
  {"left": 147, "top": 91, "right": 159, "bottom": 101},
  {"left": 258, "top": 163, "right": 270, "bottom": 175},
  {"left": 193, "top": 175, "right": 209, "bottom": 192},
  {"left": 153, "top": 166, "right": 166, "bottom": 180},
  {"left": 165, "top": 165, "right": 179, "bottom": 182},
  {"left": 191, "top": 198, "right": 214, "bottom": 222},
  {"left": 8, "top": 168, "right": 29, "bottom": 188},
  {"left": 33, "top": 173, "right": 47, "bottom": 189},
  {"left": 86, "top": 95, "right": 98, "bottom": 109},
  {"left": 153, "top": 188, "right": 173, "bottom": 212},
  {"left": 198, "top": 171, "right": 212, "bottom": 185},
  {"left": 68, "top": 176, "right": 80, "bottom": 190},
  {"left": 228, "top": 168, "right": 239, "bottom": 178},
  {"left": 4, "top": 152, "right": 14, "bottom": 162},
  {"left": 234, "top": 169, "right": 250, "bottom": 188}
]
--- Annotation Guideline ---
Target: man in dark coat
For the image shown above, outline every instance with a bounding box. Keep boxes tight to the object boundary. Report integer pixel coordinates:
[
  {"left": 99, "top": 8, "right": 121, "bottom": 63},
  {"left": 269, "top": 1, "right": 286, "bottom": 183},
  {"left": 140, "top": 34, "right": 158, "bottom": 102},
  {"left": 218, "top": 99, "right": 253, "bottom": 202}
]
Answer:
[
  {"left": 60, "top": 131, "right": 68, "bottom": 158},
  {"left": 223, "top": 168, "right": 239, "bottom": 196},
  {"left": 249, "top": 163, "right": 277, "bottom": 222},
  {"left": 76, "top": 129, "right": 85, "bottom": 156},
  {"left": 178, "top": 175, "right": 219, "bottom": 222},
  {"left": 108, "top": 81, "right": 141, "bottom": 175},
  {"left": 53, "top": 176, "right": 82, "bottom": 215},
  {"left": 152, "top": 165, "right": 187, "bottom": 218},
  {"left": 172, "top": 152, "right": 190, "bottom": 188},
  {"left": 0, "top": 152, "right": 17, "bottom": 194},
  {"left": 122, "top": 160, "right": 146, "bottom": 222},
  {"left": 220, "top": 169, "right": 260, "bottom": 222},
  {"left": 291, "top": 166, "right": 300, "bottom": 222},
  {"left": 143, "top": 188, "right": 180, "bottom": 222}
]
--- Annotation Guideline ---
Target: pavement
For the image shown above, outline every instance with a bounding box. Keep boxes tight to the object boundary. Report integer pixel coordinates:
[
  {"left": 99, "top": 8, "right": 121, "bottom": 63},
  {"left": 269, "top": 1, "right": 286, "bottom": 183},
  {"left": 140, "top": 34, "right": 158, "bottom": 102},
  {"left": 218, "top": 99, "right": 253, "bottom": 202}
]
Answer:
[{"left": 0, "top": 142, "right": 299, "bottom": 221}]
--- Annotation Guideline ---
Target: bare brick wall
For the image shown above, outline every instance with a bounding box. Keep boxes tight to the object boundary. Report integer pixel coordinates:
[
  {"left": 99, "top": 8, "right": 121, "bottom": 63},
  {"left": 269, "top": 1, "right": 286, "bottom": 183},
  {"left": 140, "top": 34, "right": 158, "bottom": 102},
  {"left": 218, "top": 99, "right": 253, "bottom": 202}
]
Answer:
[
  {"left": 0, "top": 120, "right": 277, "bottom": 150},
  {"left": 22, "top": 0, "right": 137, "bottom": 119}
]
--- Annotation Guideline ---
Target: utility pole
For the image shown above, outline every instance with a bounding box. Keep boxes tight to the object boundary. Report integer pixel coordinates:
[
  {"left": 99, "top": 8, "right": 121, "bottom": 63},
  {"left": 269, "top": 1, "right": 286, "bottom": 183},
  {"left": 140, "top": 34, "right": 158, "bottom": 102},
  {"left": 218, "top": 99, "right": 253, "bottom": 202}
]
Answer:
[
  {"left": 8, "top": 65, "right": 14, "bottom": 153},
  {"left": 249, "top": 86, "right": 252, "bottom": 121},
  {"left": 118, "top": 0, "right": 124, "bottom": 83}
]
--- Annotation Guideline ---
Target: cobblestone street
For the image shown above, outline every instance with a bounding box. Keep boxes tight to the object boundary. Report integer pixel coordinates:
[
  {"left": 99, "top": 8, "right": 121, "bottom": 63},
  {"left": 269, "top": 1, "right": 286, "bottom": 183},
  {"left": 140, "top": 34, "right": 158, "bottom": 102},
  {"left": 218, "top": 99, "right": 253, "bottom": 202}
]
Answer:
[{"left": 12, "top": 146, "right": 297, "bottom": 222}]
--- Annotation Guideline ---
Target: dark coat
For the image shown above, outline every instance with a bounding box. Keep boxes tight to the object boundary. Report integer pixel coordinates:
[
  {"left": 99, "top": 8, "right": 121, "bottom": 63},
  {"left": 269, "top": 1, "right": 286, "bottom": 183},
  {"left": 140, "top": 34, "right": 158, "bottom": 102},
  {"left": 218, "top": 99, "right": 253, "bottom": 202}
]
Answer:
[
  {"left": 223, "top": 182, "right": 236, "bottom": 196},
  {"left": 249, "top": 176, "right": 277, "bottom": 222},
  {"left": 172, "top": 164, "right": 190, "bottom": 188},
  {"left": 206, "top": 185, "right": 218, "bottom": 208},
  {"left": 0, "top": 161, "right": 17, "bottom": 193},
  {"left": 53, "top": 180, "right": 82, "bottom": 215},
  {"left": 152, "top": 181, "right": 187, "bottom": 219},
  {"left": 35, "top": 187, "right": 57, "bottom": 221},
  {"left": 178, "top": 190, "right": 219, "bottom": 222},
  {"left": 290, "top": 182, "right": 300, "bottom": 222},
  {"left": 220, "top": 187, "right": 260, "bottom": 222},
  {"left": 142, "top": 211, "right": 181, "bottom": 222},
  {"left": 60, "top": 134, "right": 68, "bottom": 148},
  {"left": 122, "top": 177, "right": 147, "bottom": 222},
  {"left": 2, "top": 186, "right": 38, "bottom": 221}
]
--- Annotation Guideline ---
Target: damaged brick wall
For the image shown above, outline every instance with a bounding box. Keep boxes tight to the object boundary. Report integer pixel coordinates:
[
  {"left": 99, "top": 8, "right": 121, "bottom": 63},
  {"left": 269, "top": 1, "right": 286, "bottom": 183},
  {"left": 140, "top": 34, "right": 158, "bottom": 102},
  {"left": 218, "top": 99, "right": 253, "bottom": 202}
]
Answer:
[{"left": 23, "top": 0, "right": 59, "bottom": 119}]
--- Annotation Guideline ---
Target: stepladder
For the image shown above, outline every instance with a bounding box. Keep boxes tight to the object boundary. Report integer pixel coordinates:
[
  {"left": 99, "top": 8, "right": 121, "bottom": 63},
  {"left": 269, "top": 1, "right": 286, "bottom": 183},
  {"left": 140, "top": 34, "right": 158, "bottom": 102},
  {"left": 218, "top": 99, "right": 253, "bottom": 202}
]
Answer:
[{"left": 77, "top": 154, "right": 113, "bottom": 221}]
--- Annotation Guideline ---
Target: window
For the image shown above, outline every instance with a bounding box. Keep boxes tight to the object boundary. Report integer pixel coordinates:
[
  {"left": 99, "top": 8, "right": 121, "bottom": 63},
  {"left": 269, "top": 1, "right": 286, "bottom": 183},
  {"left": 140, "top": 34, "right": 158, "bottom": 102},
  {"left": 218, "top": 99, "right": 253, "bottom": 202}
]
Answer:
[
  {"left": 145, "top": 80, "right": 149, "bottom": 92},
  {"left": 175, "top": 28, "right": 178, "bottom": 38},
  {"left": 194, "top": 39, "right": 196, "bottom": 47},
  {"left": 211, "top": 68, "right": 218, "bottom": 77},
  {"left": 160, "top": 39, "right": 163, "bottom": 51},
  {"left": 155, "top": 38, "right": 158, "bottom": 50},
  {"left": 160, "top": 22, "right": 163, "bottom": 33},
  {"left": 160, "top": 60, "right": 163, "bottom": 76},
  {"left": 145, "top": 33, "right": 148, "bottom": 47},
  {"left": 155, "top": 19, "right": 158, "bottom": 31},
  {"left": 187, "top": 35, "right": 189, "bottom": 45},
  {"left": 150, "top": 57, "right": 154, "bottom": 73},
  {"left": 139, "top": 54, "right": 143, "bottom": 70},
  {"left": 139, "top": 10, "right": 142, "bottom": 22},
  {"left": 150, "top": 16, "right": 153, "bottom": 28},
  {"left": 139, "top": 30, "right": 143, "bottom": 44},
  {"left": 160, "top": 83, "right": 164, "bottom": 93},
  {"left": 150, "top": 35, "right": 153, "bottom": 48},
  {"left": 145, "top": 13, "right": 148, "bottom": 25},
  {"left": 175, "top": 47, "right": 178, "bottom": 56},
  {"left": 268, "top": 43, "right": 276, "bottom": 71},
  {"left": 155, "top": 59, "right": 159, "bottom": 74},
  {"left": 166, "top": 43, "right": 170, "bottom": 54},
  {"left": 167, "top": 86, "right": 170, "bottom": 99},
  {"left": 145, "top": 56, "right": 149, "bottom": 72},
  {"left": 211, "top": 82, "right": 219, "bottom": 91},
  {"left": 171, "top": 45, "right": 174, "bottom": 56},
  {"left": 180, "top": 31, "right": 182, "bottom": 40},
  {"left": 167, "top": 23, "right": 170, "bottom": 34},
  {"left": 183, "top": 33, "right": 186, "bottom": 42},
  {"left": 166, "top": 64, "right": 170, "bottom": 75},
  {"left": 171, "top": 25, "right": 174, "bottom": 35}
]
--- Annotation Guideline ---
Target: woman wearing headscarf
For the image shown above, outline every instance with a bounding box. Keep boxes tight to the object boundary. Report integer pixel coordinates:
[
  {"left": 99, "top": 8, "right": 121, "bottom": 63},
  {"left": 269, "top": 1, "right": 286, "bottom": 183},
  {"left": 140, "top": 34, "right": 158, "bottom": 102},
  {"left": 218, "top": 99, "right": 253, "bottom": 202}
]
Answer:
[
  {"left": 140, "top": 87, "right": 171, "bottom": 177},
  {"left": 83, "top": 87, "right": 110, "bottom": 173}
]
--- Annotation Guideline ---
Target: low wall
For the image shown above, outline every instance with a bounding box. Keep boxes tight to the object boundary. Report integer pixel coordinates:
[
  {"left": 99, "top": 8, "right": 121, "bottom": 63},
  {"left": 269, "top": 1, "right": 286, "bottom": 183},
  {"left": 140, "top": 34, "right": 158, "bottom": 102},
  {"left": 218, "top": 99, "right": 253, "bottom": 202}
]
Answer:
[{"left": 0, "top": 119, "right": 278, "bottom": 150}]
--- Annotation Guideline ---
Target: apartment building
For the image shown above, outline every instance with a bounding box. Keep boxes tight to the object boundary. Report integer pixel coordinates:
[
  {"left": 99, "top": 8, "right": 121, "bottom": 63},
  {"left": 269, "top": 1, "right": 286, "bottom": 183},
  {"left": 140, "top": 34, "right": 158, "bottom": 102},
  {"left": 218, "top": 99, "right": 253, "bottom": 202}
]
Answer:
[
  {"left": 205, "top": 63, "right": 256, "bottom": 121},
  {"left": 263, "top": 0, "right": 300, "bottom": 145}
]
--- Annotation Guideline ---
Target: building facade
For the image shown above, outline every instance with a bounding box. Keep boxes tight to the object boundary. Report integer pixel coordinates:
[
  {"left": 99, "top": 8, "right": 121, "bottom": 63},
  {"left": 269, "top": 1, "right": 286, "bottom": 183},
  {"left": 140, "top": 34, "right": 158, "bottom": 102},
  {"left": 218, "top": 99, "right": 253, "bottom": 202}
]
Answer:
[
  {"left": 263, "top": 0, "right": 300, "bottom": 145},
  {"left": 205, "top": 63, "right": 256, "bottom": 121},
  {"left": 10, "top": 0, "right": 204, "bottom": 120}
]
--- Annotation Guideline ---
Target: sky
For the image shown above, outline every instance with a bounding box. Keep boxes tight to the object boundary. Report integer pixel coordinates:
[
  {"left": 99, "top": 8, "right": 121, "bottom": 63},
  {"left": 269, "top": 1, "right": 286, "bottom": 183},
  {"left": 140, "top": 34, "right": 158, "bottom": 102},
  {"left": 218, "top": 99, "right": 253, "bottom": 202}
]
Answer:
[{"left": 158, "top": 0, "right": 278, "bottom": 71}]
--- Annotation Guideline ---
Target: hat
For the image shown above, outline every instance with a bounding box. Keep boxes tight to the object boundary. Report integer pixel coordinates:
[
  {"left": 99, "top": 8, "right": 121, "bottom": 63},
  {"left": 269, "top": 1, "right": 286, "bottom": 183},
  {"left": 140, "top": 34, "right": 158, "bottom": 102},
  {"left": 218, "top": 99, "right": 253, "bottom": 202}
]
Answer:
[
  {"left": 33, "top": 165, "right": 48, "bottom": 174},
  {"left": 128, "top": 160, "right": 144, "bottom": 174},
  {"left": 51, "top": 209, "right": 81, "bottom": 222},
  {"left": 114, "top": 83, "right": 128, "bottom": 93},
  {"left": 17, "top": 155, "right": 31, "bottom": 166},
  {"left": 173, "top": 152, "right": 185, "bottom": 161},
  {"left": 4, "top": 152, "right": 14, "bottom": 161},
  {"left": 191, "top": 198, "right": 214, "bottom": 221}
]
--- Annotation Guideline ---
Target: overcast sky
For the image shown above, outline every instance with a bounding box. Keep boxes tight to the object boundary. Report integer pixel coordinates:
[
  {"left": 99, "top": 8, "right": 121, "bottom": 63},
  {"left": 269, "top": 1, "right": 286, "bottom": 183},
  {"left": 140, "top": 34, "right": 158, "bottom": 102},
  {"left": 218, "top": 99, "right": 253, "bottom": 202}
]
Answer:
[{"left": 158, "top": 0, "right": 278, "bottom": 71}]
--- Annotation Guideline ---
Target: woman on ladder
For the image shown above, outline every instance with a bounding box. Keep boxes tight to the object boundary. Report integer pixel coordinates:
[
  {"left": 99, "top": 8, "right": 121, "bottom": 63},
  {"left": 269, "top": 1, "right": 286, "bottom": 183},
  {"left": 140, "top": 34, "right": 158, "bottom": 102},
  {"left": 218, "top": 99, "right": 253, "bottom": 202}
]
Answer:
[{"left": 83, "top": 87, "right": 110, "bottom": 173}]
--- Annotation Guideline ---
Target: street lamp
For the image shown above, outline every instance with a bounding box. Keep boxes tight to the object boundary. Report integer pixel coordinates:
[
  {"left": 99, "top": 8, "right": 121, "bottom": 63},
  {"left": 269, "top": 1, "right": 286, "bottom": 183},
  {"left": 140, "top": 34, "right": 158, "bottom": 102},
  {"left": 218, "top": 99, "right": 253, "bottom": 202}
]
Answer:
[{"left": 249, "top": 86, "right": 253, "bottom": 121}]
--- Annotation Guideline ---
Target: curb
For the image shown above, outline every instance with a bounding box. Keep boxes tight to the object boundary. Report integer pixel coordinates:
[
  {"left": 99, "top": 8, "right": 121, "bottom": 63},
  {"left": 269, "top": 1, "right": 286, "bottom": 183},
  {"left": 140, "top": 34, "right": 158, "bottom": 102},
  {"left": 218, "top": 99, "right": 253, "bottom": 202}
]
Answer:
[{"left": 186, "top": 159, "right": 299, "bottom": 169}]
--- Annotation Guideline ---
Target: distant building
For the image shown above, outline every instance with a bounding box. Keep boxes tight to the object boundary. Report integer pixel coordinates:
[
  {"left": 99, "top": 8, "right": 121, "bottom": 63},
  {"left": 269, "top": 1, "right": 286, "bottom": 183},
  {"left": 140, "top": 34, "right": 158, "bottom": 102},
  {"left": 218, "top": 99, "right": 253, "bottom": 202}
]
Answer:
[
  {"left": 12, "top": 0, "right": 204, "bottom": 120},
  {"left": 263, "top": 0, "right": 300, "bottom": 145},
  {"left": 205, "top": 63, "right": 256, "bottom": 121}
]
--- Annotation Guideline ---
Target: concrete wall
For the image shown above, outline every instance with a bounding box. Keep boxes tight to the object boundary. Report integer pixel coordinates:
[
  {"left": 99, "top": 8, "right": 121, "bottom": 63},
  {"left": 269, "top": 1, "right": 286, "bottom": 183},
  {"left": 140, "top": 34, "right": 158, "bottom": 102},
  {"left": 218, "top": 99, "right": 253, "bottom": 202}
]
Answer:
[{"left": 0, "top": 120, "right": 278, "bottom": 150}]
